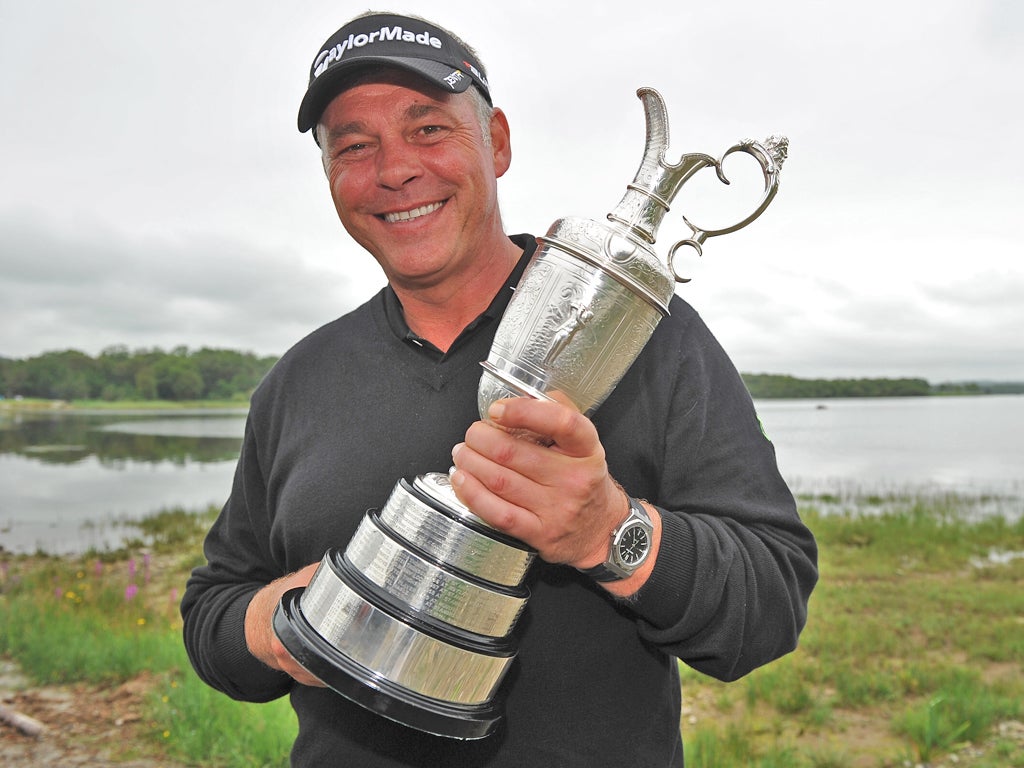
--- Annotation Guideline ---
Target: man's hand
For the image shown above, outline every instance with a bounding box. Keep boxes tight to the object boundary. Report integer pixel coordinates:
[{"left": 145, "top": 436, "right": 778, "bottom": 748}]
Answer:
[
  {"left": 449, "top": 397, "right": 659, "bottom": 594},
  {"left": 244, "top": 563, "right": 326, "bottom": 687}
]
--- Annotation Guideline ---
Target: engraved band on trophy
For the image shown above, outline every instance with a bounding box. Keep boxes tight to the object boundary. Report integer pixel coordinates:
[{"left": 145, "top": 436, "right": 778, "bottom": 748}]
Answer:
[{"left": 273, "top": 87, "right": 789, "bottom": 740}]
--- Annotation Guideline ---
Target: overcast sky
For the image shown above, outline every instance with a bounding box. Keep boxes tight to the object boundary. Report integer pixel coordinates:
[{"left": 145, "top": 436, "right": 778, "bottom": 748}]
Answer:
[{"left": 1, "top": 1, "right": 1021, "bottom": 382}]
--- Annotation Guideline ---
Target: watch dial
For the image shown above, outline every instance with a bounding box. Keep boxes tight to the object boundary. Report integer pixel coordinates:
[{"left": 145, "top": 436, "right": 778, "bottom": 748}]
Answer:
[{"left": 618, "top": 525, "right": 650, "bottom": 565}]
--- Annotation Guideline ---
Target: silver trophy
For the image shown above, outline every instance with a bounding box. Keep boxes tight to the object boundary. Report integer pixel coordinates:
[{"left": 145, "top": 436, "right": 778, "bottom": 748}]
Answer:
[{"left": 273, "top": 87, "right": 788, "bottom": 739}]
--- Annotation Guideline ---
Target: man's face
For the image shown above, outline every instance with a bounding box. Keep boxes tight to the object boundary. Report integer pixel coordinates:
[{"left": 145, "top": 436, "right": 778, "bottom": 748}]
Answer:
[{"left": 318, "top": 70, "right": 512, "bottom": 293}]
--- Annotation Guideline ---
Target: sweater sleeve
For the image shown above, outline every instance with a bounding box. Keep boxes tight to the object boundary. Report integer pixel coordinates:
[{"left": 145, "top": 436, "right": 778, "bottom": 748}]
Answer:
[
  {"left": 180, "top": 416, "right": 293, "bottom": 703},
  {"left": 613, "top": 306, "right": 818, "bottom": 682}
]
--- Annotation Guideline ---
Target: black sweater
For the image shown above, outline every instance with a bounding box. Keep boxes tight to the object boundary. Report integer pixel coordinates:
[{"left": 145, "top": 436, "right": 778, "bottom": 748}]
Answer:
[{"left": 182, "top": 234, "right": 818, "bottom": 767}]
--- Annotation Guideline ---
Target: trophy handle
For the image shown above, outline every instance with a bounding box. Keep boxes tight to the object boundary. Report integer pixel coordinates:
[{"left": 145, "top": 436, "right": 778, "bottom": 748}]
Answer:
[{"left": 669, "top": 135, "right": 789, "bottom": 282}]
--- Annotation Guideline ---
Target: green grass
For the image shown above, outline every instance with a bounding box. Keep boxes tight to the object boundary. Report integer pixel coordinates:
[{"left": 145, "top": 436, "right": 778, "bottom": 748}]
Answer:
[
  {"left": 679, "top": 491, "right": 1024, "bottom": 767},
  {"left": 0, "top": 506, "right": 296, "bottom": 767},
  {"left": 151, "top": 656, "right": 297, "bottom": 767},
  {"left": 2, "top": 493, "right": 1022, "bottom": 766}
]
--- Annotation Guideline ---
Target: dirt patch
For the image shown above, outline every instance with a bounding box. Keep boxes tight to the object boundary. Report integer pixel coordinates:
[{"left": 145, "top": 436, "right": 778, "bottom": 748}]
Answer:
[
  {"left": 0, "top": 660, "right": 188, "bottom": 768},
  {"left": 3, "top": 662, "right": 1022, "bottom": 766}
]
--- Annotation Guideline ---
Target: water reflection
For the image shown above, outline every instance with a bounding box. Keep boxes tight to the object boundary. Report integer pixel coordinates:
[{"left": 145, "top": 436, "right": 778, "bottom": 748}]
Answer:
[
  {"left": 0, "top": 410, "right": 244, "bottom": 465},
  {"left": 0, "top": 409, "right": 246, "bottom": 555},
  {"left": 2, "top": 397, "right": 1022, "bottom": 555}
]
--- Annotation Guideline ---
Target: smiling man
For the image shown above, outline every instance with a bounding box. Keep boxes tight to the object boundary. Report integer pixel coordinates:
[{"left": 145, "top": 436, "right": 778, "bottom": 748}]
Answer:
[
  {"left": 315, "top": 67, "right": 518, "bottom": 350},
  {"left": 181, "top": 12, "right": 817, "bottom": 767}
]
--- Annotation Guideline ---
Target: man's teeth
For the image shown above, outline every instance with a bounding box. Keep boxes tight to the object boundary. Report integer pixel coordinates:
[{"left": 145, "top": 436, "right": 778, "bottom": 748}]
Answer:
[{"left": 384, "top": 201, "right": 443, "bottom": 223}]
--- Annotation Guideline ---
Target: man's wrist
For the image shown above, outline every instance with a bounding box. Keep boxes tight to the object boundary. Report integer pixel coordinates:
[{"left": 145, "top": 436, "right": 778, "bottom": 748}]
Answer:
[{"left": 577, "top": 495, "right": 654, "bottom": 582}]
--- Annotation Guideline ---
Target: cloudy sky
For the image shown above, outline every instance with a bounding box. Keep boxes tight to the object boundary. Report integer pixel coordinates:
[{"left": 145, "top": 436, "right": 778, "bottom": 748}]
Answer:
[{"left": 1, "top": 1, "right": 1021, "bottom": 382}]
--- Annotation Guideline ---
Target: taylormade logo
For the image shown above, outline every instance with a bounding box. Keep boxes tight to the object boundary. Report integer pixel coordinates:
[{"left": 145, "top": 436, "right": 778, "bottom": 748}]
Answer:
[{"left": 314, "top": 26, "right": 443, "bottom": 78}]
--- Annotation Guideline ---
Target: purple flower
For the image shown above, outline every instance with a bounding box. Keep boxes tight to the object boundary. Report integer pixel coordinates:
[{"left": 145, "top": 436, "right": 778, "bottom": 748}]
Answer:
[{"left": 125, "top": 583, "right": 139, "bottom": 602}]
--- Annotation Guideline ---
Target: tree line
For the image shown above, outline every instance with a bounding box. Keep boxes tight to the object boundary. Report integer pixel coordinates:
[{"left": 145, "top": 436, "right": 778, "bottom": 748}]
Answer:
[
  {"left": 0, "top": 346, "right": 278, "bottom": 402},
  {"left": 2, "top": 348, "right": 1019, "bottom": 403},
  {"left": 742, "top": 373, "right": 931, "bottom": 398},
  {"left": 740, "top": 373, "right": 1024, "bottom": 398}
]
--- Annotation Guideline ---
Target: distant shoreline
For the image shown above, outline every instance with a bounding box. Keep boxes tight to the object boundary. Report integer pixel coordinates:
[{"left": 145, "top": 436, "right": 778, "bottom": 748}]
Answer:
[
  {"left": 3, "top": 389, "right": 1024, "bottom": 414},
  {"left": 4, "top": 347, "right": 1023, "bottom": 403}
]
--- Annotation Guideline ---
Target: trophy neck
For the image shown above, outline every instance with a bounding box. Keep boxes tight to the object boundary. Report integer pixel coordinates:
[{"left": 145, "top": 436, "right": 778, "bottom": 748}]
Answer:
[{"left": 605, "top": 156, "right": 709, "bottom": 245}]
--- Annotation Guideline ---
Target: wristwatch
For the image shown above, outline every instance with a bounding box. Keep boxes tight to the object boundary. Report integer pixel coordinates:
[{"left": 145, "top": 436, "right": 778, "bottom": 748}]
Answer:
[{"left": 578, "top": 496, "right": 654, "bottom": 582}]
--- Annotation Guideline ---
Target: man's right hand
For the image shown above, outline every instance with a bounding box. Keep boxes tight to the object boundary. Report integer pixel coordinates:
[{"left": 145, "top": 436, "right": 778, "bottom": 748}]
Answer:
[{"left": 243, "top": 563, "right": 326, "bottom": 687}]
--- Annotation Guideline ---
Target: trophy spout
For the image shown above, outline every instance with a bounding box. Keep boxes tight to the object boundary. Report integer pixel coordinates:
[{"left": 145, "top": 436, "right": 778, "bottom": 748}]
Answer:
[{"left": 606, "top": 88, "right": 717, "bottom": 246}]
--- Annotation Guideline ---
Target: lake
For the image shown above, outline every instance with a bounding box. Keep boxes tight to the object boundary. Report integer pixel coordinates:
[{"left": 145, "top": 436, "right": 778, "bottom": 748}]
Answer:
[
  {"left": 756, "top": 395, "right": 1024, "bottom": 497},
  {"left": 1, "top": 396, "right": 1022, "bottom": 555},
  {"left": 0, "top": 408, "right": 246, "bottom": 555}
]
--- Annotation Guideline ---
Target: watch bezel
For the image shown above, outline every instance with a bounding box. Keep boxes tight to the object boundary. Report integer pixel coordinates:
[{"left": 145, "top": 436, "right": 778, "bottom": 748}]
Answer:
[
  {"left": 611, "top": 518, "right": 652, "bottom": 569},
  {"left": 578, "top": 496, "right": 653, "bottom": 582}
]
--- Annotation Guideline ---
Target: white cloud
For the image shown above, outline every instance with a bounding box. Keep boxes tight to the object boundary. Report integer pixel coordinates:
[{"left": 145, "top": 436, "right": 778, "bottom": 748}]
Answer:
[
  {"left": 1, "top": 0, "right": 1022, "bottom": 382},
  {"left": 0, "top": 212, "right": 367, "bottom": 357}
]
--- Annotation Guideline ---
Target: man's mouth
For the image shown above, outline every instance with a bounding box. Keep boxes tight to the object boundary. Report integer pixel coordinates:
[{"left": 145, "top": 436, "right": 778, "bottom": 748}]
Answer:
[{"left": 381, "top": 201, "right": 444, "bottom": 224}]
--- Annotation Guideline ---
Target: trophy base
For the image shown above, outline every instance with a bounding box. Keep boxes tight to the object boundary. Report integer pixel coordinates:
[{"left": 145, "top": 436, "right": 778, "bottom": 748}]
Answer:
[
  {"left": 270, "top": 474, "right": 535, "bottom": 741},
  {"left": 274, "top": 588, "right": 504, "bottom": 740}
]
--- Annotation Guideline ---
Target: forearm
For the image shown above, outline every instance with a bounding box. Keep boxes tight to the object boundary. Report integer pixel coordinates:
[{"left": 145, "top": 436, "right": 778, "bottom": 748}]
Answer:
[
  {"left": 180, "top": 419, "right": 296, "bottom": 701},
  {"left": 243, "top": 564, "right": 324, "bottom": 687},
  {"left": 628, "top": 499, "right": 817, "bottom": 681},
  {"left": 181, "top": 575, "right": 293, "bottom": 702}
]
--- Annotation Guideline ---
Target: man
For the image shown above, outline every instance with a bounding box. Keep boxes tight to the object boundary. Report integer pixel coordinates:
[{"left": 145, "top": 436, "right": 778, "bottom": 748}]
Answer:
[{"left": 181, "top": 12, "right": 818, "bottom": 767}]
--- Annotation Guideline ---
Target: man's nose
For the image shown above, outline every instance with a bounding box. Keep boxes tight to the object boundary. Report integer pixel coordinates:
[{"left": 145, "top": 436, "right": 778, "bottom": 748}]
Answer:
[{"left": 375, "top": 138, "right": 421, "bottom": 190}]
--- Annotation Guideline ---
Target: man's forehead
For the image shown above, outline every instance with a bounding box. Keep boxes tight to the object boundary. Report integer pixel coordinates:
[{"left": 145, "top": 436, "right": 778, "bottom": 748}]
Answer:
[{"left": 319, "top": 68, "right": 470, "bottom": 127}]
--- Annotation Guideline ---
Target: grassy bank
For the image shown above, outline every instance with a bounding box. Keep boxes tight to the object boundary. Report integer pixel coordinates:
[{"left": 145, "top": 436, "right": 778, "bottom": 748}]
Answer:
[
  {"left": 682, "top": 492, "right": 1023, "bottom": 767},
  {"left": 0, "top": 508, "right": 296, "bottom": 766},
  {"left": 1, "top": 493, "right": 1022, "bottom": 766}
]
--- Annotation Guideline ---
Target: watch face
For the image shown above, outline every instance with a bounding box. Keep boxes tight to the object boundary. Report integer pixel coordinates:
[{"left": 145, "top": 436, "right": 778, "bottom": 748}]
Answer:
[{"left": 616, "top": 523, "right": 650, "bottom": 566}]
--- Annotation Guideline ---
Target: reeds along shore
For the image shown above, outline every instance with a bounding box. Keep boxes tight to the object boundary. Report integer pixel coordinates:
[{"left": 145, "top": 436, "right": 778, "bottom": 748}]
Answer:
[{"left": 2, "top": 492, "right": 1023, "bottom": 767}]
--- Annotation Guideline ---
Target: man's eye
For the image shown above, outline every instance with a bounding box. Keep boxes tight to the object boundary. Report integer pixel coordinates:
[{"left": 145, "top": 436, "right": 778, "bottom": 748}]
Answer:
[{"left": 417, "top": 125, "right": 447, "bottom": 139}]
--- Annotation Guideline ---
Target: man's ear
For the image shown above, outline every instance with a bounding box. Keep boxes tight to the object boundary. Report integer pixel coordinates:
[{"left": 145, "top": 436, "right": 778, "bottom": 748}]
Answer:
[{"left": 489, "top": 108, "right": 512, "bottom": 178}]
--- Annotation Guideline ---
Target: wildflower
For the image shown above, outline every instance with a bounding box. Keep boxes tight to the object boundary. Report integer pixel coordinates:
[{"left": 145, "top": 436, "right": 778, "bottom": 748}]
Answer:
[
  {"left": 54, "top": 587, "right": 63, "bottom": 599},
  {"left": 125, "top": 583, "right": 138, "bottom": 602},
  {"left": 128, "top": 558, "right": 137, "bottom": 580},
  {"left": 94, "top": 560, "right": 103, "bottom": 578},
  {"left": 137, "top": 617, "right": 146, "bottom": 626},
  {"left": 163, "top": 730, "right": 171, "bottom": 739}
]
